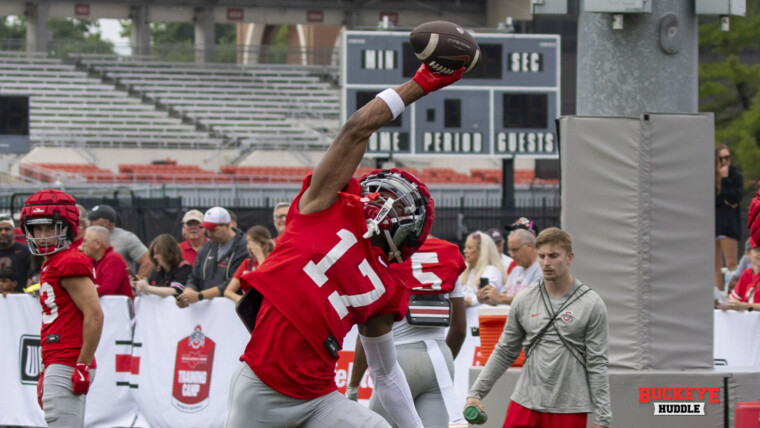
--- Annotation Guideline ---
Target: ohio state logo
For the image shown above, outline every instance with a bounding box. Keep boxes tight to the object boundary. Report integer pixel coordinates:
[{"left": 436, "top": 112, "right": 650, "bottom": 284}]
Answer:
[
  {"left": 171, "top": 325, "right": 215, "bottom": 412},
  {"left": 561, "top": 311, "right": 574, "bottom": 322},
  {"left": 19, "top": 335, "right": 42, "bottom": 384}
]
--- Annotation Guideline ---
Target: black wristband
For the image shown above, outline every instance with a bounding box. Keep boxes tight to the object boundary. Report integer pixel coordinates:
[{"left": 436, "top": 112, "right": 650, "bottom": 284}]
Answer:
[
  {"left": 748, "top": 305, "right": 754, "bottom": 312},
  {"left": 197, "top": 292, "right": 204, "bottom": 301}
]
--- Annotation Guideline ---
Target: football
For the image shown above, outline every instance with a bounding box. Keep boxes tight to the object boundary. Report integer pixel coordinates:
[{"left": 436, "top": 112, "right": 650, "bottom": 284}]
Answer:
[{"left": 409, "top": 20, "right": 481, "bottom": 75}]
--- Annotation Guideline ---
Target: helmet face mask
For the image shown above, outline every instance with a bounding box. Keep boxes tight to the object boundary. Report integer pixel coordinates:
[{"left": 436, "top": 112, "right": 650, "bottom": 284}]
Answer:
[
  {"left": 21, "top": 189, "right": 79, "bottom": 256},
  {"left": 24, "top": 218, "right": 71, "bottom": 256},
  {"left": 360, "top": 169, "right": 434, "bottom": 263}
]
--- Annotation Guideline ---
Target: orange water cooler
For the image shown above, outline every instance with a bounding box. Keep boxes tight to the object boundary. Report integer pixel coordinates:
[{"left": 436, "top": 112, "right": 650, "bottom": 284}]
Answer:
[{"left": 477, "top": 306, "right": 525, "bottom": 366}]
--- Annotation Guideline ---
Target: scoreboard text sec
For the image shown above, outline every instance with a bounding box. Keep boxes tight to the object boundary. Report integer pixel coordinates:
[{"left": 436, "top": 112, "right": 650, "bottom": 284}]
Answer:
[{"left": 340, "top": 30, "right": 560, "bottom": 158}]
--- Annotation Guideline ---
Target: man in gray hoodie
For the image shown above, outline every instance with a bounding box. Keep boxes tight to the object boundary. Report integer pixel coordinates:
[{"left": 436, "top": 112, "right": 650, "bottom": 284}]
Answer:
[
  {"left": 176, "top": 207, "right": 248, "bottom": 307},
  {"left": 466, "top": 227, "right": 612, "bottom": 428}
]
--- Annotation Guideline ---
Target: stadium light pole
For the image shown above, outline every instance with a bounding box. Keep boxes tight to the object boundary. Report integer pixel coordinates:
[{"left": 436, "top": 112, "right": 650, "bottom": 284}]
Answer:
[{"left": 576, "top": 0, "right": 698, "bottom": 116}]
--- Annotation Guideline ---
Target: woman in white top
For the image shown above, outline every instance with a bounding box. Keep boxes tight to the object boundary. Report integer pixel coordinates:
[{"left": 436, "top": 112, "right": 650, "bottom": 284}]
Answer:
[{"left": 460, "top": 231, "right": 506, "bottom": 307}]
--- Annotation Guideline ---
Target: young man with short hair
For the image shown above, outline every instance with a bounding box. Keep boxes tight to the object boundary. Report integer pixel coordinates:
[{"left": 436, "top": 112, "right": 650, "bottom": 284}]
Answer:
[{"left": 466, "top": 227, "right": 611, "bottom": 428}]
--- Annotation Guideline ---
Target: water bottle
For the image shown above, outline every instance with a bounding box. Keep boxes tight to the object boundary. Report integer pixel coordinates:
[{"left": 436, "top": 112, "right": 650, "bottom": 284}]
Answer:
[{"left": 463, "top": 405, "right": 488, "bottom": 425}]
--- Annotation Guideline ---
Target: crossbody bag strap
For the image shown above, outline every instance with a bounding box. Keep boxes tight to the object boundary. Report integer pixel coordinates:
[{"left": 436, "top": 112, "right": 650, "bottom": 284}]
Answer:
[{"left": 524, "top": 281, "right": 591, "bottom": 366}]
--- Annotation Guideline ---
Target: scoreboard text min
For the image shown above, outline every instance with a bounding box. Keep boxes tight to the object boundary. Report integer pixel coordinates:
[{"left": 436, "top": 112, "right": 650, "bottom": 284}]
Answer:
[{"left": 341, "top": 30, "right": 560, "bottom": 158}]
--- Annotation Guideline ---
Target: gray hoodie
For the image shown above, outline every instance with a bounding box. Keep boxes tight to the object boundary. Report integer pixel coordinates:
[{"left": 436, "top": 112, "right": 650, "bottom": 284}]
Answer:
[{"left": 186, "top": 230, "right": 248, "bottom": 294}]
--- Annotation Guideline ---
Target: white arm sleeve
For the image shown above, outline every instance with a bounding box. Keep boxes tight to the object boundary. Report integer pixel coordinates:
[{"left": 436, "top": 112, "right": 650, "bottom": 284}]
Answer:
[{"left": 360, "top": 331, "right": 423, "bottom": 428}]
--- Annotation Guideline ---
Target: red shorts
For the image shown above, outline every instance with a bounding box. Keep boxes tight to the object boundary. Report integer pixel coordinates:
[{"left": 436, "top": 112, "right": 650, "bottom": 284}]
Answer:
[{"left": 503, "top": 400, "right": 588, "bottom": 428}]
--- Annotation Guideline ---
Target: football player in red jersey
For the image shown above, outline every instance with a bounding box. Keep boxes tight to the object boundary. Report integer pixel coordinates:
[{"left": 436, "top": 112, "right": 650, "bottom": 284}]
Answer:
[
  {"left": 348, "top": 237, "right": 467, "bottom": 427},
  {"left": 21, "top": 189, "right": 104, "bottom": 428},
  {"left": 225, "top": 65, "right": 463, "bottom": 428}
]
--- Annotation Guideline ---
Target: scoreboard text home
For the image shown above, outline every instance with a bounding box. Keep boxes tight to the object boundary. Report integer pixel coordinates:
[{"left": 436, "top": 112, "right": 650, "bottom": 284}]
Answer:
[{"left": 341, "top": 31, "right": 560, "bottom": 158}]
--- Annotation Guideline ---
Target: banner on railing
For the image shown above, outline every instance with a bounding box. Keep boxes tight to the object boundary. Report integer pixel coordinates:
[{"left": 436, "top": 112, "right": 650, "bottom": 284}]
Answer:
[{"left": 3, "top": 296, "right": 755, "bottom": 427}]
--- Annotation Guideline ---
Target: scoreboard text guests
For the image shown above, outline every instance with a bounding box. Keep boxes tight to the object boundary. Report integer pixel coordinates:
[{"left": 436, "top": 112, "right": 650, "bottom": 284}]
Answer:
[{"left": 341, "top": 31, "right": 560, "bottom": 158}]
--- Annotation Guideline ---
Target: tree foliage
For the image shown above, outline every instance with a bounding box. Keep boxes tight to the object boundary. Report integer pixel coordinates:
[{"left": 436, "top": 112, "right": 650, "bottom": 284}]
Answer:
[
  {"left": 119, "top": 21, "right": 237, "bottom": 61},
  {"left": 47, "top": 18, "right": 114, "bottom": 58},
  {"left": 0, "top": 17, "right": 113, "bottom": 56},
  {"left": 0, "top": 16, "right": 25, "bottom": 42},
  {"left": 699, "top": 4, "right": 760, "bottom": 190}
]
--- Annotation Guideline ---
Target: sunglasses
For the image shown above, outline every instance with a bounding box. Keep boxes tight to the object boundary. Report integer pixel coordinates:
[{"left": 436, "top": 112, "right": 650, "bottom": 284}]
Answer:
[{"left": 719, "top": 155, "right": 731, "bottom": 162}]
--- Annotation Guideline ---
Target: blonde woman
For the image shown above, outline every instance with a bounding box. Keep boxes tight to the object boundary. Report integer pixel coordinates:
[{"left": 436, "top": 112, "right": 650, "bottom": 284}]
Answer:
[{"left": 460, "top": 231, "right": 506, "bottom": 307}]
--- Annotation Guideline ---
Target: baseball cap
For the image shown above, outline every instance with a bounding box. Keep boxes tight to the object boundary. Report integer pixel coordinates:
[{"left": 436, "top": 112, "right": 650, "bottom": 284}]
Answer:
[
  {"left": 201, "top": 207, "right": 231, "bottom": 230},
  {"left": 505, "top": 217, "right": 538, "bottom": 234},
  {"left": 0, "top": 217, "right": 14, "bottom": 228},
  {"left": 750, "top": 238, "right": 760, "bottom": 250},
  {"left": 88, "top": 205, "right": 117, "bottom": 223},
  {"left": 486, "top": 228, "right": 504, "bottom": 243},
  {"left": 182, "top": 209, "right": 204, "bottom": 224}
]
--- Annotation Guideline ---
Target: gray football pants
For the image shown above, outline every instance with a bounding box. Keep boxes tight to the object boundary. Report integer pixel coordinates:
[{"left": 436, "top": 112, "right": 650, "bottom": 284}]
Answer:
[
  {"left": 225, "top": 362, "right": 390, "bottom": 428},
  {"left": 42, "top": 363, "right": 96, "bottom": 428},
  {"left": 368, "top": 340, "right": 454, "bottom": 428}
]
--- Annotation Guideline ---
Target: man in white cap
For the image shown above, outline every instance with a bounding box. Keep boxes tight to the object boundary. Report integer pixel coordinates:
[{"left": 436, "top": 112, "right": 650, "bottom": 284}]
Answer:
[
  {"left": 178, "top": 209, "right": 207, "bottom": 266},
  {"left": 175, "top": 207, "right": 247, "bottom": 307},
  {"left": 0, "top": 217, "right": 31, "bottom": 292}
]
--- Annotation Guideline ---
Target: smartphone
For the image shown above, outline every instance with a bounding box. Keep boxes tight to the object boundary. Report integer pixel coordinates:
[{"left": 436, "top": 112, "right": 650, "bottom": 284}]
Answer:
[
  {"left": 479, "top": 277, "right": 489, "bottom": 289},
  {"left": 125, "top": 268, "right": 138, "bottom": 281}
]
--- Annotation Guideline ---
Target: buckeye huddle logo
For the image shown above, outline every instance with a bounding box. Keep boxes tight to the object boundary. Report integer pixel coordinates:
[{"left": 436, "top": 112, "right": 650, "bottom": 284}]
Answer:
[
  {"left": 171, "top": 325, "right": 216, "bottom": 412},
  {"left": 639, "top": 387, "right": 720, "bottom": 415}
]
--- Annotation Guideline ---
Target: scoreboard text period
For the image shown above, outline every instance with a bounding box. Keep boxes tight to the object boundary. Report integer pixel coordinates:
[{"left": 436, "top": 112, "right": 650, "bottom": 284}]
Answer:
[{"left": 341, "top": 30, "right": 560, "bottom": 158}]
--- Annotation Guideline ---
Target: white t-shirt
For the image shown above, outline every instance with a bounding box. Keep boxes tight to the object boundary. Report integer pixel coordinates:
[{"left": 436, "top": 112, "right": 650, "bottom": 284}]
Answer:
[
  {"left": 500, "top": 253, "right": 514, "bottom": 272},
  {"left": 503, "top": 259, "right": 542, "bottom": 297},
  {"left": 462, "top": 265, "right": 504, "bottom": 303}
]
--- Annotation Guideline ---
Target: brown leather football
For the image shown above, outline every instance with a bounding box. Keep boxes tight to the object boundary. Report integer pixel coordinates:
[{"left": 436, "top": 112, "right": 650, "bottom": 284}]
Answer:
[{"left": 409, "top": 20, "right": 481, "bottom": 75}]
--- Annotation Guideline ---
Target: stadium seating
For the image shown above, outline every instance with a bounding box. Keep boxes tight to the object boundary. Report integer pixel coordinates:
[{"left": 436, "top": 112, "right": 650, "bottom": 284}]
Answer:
[
  {"left": 0, "top": 51, "right": 226, "bottom": 150},
  {"left": 18, "top": 161, "right": 558, "bottom": 187},
  {"left": 4, "top": 51, "right": 555, "bottom": 188},
  {"left": 71, "top": 54, "right": 340, "bottom": 151}
]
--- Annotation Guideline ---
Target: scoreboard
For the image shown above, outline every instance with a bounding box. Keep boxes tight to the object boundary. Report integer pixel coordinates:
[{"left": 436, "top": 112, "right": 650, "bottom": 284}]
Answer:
[
  {"left": 0, "top": 95, "right": 30, "bottom": 154},
  {"left": 341, "top": 30, "right": 560, "bottom": 158}
]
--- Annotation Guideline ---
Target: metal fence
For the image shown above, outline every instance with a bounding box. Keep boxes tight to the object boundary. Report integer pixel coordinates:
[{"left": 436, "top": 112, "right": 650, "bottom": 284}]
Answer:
[{"left": 0, "top": 194, "right": 560, "bottom": 249}]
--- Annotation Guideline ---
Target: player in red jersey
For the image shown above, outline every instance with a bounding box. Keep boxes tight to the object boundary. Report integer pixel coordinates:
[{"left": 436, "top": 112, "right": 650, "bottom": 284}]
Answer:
[
  {"left": 348, "top": 237, "right": 467, "bottom": 427},
  {"left": 225, "top": 65, "right": 463, "bottom": 428},
  {"left": 21, "top": 189, "right": 104, "bottom": 428}
]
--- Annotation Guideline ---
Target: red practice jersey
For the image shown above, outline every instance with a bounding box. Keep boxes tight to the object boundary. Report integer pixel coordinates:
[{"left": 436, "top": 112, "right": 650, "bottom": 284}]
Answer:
[
  {"left": 392, "top": 237, "right": 465, "bottom": 295},
  {"left": 39, "top": 247, "right": 96, "bottom": 367},
  {"left": 730, "top": 268, "right": 760, "bottom": 303},
  {"left": 240, "top": 175, "right": 409, "bottom": 399}
]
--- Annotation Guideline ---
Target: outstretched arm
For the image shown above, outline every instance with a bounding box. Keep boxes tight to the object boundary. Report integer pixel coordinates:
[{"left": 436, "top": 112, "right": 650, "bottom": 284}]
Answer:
[{"left": 299, "top": 66, "right": 463, "bottom": 215}]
